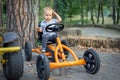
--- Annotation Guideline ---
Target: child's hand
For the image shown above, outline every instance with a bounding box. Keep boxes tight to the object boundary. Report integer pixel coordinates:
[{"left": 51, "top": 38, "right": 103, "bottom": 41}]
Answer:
[
  {"left": 52, "top": 10, "right": 56, "bottom": 15},
  {"left": 52, "top": 10, "right": 62, "bottom": 23},
  {"left": 36, "top": 27, "right": 39, "bottom": 30},
  {"left": 35, "top": 26, "right": 42, "bottom": 32}
]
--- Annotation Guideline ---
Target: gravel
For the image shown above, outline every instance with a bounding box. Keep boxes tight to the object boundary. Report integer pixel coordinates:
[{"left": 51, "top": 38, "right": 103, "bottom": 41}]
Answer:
[{"left": 0, "top": 49, "right": 120, "bottom": 80}]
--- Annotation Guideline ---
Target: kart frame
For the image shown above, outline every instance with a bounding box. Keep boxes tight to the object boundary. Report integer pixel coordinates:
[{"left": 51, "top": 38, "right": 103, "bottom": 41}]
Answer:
[
  {"left": 25, "top": 23, "right": 100, "bottom": 80},
  {"left": 32, "top": 37, "right": 86, "bottom": 69}
]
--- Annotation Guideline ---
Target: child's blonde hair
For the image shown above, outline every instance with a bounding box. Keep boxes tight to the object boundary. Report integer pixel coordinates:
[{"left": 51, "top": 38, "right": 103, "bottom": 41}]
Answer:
[{"left": 43, "top": 7, "right": 53, "bottom": 14}]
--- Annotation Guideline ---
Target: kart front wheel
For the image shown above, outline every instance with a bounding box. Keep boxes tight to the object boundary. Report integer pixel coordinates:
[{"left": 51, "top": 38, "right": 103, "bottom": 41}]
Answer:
[
  {"left": 83, "top": 49, "right": 100, "bottom": 74},
  {"left": 36, "top": 54, "right": 50, "bottom": 80},
  {"left": 24, "top": 41, "right": 32, "bottom": 61},
  {"left": 3, "top": 41, "right": 24, "bottom": 80}
]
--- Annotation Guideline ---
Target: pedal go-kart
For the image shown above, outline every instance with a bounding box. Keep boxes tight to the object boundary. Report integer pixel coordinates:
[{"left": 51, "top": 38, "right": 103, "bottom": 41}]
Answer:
[
  {"left": 24, "top": 23, "right": 100, "bottom": 80},
  {"left": 0, "top": 32, "right": 23, "bottom": 80}
]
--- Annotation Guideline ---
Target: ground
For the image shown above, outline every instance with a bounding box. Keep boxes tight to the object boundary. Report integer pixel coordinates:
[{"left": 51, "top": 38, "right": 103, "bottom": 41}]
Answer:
[{"left": 0, "top": 49, "right": 120, "bottom": 80}]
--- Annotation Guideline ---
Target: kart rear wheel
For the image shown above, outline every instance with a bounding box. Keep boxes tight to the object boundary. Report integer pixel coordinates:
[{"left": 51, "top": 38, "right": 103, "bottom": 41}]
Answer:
[
  {"left": 24, "top": 41, "right": 32, "bottom": 61},
  {"left": 3, "top": 41, "right": 24, "bottom": 80},
  {"left": 83, "top": 49, "right": 100, "bottom": 74},
  {"left": 36, "top": 54, "right": 50, "bottom": 80},
  {"left": 61, "top": 39, "right": 69, "bottom": 58}
]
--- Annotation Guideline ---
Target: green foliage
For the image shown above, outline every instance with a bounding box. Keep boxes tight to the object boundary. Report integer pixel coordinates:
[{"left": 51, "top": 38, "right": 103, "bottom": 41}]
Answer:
[
  {"left": 2, "top": 0, "right": 6, "bottom": 19},
  {"left": 1, "top": 0, "right": 120, "bottom": 25},
  {"left": 54, "top": 0, "right": 81, "bottom": 22},
  {"left": 54, "top": 0, "right": 69, "bottom": 21},
  {"left": 67, "top": 0, "right": 80, "bottom": 15},
  {"left": 35, "top": 41, "right": 42, "bottom": 47},
  {"left": 2, "top": 2, "right": 6, "bottom": 14}
]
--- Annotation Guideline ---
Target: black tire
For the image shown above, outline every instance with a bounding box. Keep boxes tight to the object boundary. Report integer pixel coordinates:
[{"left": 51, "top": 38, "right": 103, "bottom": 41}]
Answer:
[
  {"left": 24, "top": 41, "right": 32, "bottom": 61},
  {"left": 3, "top": 41, "right": 24, "bottom": 80},
  {"left": 36, "top": 54, "right": 50, "bottom": 80},
  {"left": 83, "top": 49, "right": 100, "bottom": 74},
  {"left": 61, "top": 39, "right": 69, "bottom": 58}
]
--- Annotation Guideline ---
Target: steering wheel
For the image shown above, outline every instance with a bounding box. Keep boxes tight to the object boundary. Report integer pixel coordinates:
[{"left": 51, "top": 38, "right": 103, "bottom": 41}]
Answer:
[{"left": 45, "top": 23, "right": 64, "bottom": 32}]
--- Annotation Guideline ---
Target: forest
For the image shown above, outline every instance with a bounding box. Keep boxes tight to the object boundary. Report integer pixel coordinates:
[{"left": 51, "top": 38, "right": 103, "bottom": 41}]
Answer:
[{"left": 1, "top": 0, "right": 120, "bottom": 25}]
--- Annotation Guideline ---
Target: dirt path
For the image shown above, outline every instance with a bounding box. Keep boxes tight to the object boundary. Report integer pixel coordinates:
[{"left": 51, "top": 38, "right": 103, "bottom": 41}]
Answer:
[{"left": 0, "top": 49, "right": 120, "bottom": 80}]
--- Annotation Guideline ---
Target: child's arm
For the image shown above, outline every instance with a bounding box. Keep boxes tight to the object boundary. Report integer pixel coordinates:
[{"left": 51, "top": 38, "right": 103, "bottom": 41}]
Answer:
[{"left": 53, "top": 10, "right": 62, "bottom": 23}]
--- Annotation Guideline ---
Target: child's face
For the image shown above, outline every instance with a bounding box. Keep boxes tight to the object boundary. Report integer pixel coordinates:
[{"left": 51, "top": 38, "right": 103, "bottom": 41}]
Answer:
[{"left": 44, "top": 11, "right": 52, "bottom": 22}]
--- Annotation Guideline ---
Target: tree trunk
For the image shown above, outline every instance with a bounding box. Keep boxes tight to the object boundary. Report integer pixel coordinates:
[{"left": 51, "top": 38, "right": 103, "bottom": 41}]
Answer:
[
  {"left": 116, "top": 0, "right": 120, "bottom": 24},
  {"left": 80, "top": 0, "right": 84, "bottom": 24},
  {"left": 69, "top": 1, "right": 72, "bottom": 22},
  {"left": 89, "top": 0, "right": 95, "bottom": 24},
  {"left": 34, "top": 0, "right": 40, "bottom": 41},
  {"left": 101, "top": 1, "right": 104, "bottom": 24},
  {"left": 97, "top": 0, "right": 104, "bottom": 24},
  {"left": 97, "top": 3, "right": 100, "bottom": 24},
  {"left": 7, "top": 0, "right": 36, "bottom": 47},
  {"left": 0, "top": 0, "right": 2, "bottom": 27},
  {"left": 112, "top": 0, "right": 116, "bottom": 24},
  {"left": 34, "top": 0, "right": 40, "bottom": 27}
]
